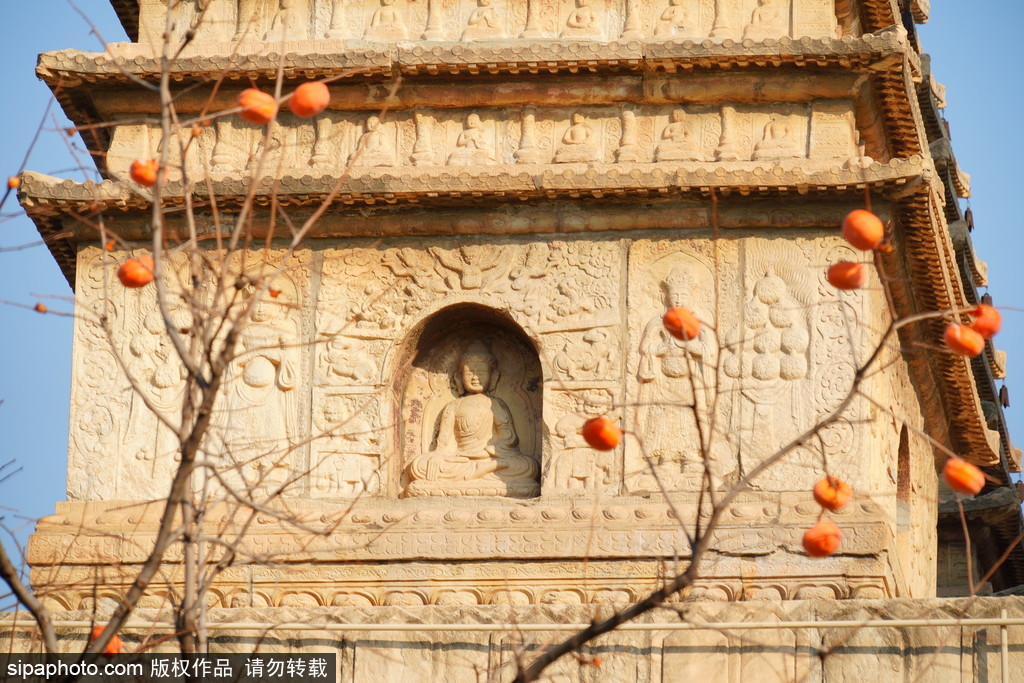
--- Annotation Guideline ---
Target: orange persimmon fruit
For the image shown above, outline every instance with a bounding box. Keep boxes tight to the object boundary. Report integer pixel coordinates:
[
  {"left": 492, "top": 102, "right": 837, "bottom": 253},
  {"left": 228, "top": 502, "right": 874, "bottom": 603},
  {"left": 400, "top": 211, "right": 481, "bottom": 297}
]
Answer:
[
  {"left": 238, "top": 88, "right": 277, "bottom": 125},
  {"left": 288, "top": 82, "right": 330, "bottom": 118},
  {"left": 813, "top": 476, "right": 852, "bottom": 511},
  {"left": 826, "top": 261, "right": 867, "bottom": 290},
  {"left": 129, "top": 159, "right": 160, "bottom": 188},
  {"left": 7, "top": 175, "right": 19, "bottom": 190},
  {"left": 89, "top": 625, "right": 123, "bottom": 655},
  {"left": 841, "top": 209, "right": 885, "bottom": 251},
  {"left": 34, "top": 302, "right": 47, "bottom": 313},
  {"left": 117, "top": 255, "right": 155, "bottom": 288},
  {"left": 942, "top": 457, "right": 985, "bottom": 496},
  {"left": 663, "top": 307, "right": 701, "bottom": 341},
  {"left": 969, "top": 304, "right": 1002, "bottom": 339},
  {"left": 802, "top": 519, "right": 842, "bottom": 558},
  {"left": 943, "top": 323, "right": 985, "bottom": 357},
  {"left": 581, "top": 416, "right": 622, "bottom": 451}
]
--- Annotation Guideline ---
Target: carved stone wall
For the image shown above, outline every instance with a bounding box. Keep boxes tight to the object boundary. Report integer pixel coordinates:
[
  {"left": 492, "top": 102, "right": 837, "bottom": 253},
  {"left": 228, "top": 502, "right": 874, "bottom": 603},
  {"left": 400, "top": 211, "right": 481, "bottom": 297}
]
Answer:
[
  {"left": 4, "top": 598, "right": 1023, "bottom": 680},
  {"left": 104, "top": 99, "right": 862, "bottom": 180},
  {"left": 134, "top": 0, "right": 840, "bottom": 46},
  {"left": 49, "top": 222, "right": 941, "bottom": 601}
]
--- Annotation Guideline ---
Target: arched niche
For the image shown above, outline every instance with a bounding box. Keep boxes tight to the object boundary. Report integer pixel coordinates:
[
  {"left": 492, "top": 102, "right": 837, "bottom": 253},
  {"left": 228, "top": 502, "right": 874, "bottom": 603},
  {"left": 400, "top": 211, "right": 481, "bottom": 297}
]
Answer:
[{"left": 395, "top": 304, "right": 542, "bottom": 498}]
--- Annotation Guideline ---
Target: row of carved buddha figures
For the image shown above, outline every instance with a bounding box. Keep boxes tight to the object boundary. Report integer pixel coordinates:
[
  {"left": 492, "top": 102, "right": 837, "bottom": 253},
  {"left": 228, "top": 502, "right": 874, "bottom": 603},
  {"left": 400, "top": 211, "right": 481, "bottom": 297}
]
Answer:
[
  {"left": 208, "top": 106, "right": 815, "bottom": 173},
  {"left": 230, "top": 0, "right": 804, "bottom": 43}
]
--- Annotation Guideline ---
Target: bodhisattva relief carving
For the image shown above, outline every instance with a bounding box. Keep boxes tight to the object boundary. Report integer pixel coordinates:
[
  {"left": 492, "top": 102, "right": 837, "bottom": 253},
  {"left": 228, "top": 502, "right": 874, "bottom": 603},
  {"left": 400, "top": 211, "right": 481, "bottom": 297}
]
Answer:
[
  {"left": 213, "top": 276, "right": 305, "bottom": 495},
  {"left": 404, "top": 339, "right": 541, "bottom": 498},
  {"left": 635, "top": 263, "right": 725, "bottom": 490},
  {"left": 123, "top": 306, "right": 188, "bottom": 494},
  {"left": 117, "top": 103, "right": 844, "bottom": 177}
]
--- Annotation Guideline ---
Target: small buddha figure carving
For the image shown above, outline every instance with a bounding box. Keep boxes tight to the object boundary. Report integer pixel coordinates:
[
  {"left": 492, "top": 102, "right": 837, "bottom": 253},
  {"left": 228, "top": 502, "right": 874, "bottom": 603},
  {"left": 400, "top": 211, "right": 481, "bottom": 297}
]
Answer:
[
  {"left": 462, "top": 0, "right": 503, "bottom": 40},
  {"left": 554, "top": 113, "right": 598, "bottom": 163},
  {"left": 447, "top": 113, "right": 495, "bottom": 166},
  {"left": 561, "top": 0, "right": 601, "bottom": 38},
  {"left": 350, "top": 115, "right": 395, "bottom": 167},
  {"left": 364, "top": 0, "right": 407, "bottom": 41},
  {"left": 742, "top": 0, "right": 786, "bottom": 42},
  {"left": 655, "top": 109, "right": 705, "bottom": 162},
  {"left": 405, "top": 341, "right": 540, "bottom": 498},
  {"left": 655, "top": 0, "right": 699, "bottom": 38},
  {"left": 752, "top": 113, "right": 801, "bottom": 160}
]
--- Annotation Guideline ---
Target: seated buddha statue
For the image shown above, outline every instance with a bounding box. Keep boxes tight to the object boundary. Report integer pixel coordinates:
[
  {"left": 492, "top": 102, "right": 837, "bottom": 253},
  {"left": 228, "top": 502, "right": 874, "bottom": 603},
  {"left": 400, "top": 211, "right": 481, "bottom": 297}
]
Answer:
[
  {"left": 405, "top": 341, "right": 540, "bottom": 497},
  {"left": 554, "top": 113, "right": 598, "bottom": 163},
  {"left": 655, "top": 109, "right": 705, "bottom": 162},
  {"left": 447, "top": 113, "right": 494, "bottom": 166},
  {"left": 752, "top": 113, "right": 801, "bottom": 160}
]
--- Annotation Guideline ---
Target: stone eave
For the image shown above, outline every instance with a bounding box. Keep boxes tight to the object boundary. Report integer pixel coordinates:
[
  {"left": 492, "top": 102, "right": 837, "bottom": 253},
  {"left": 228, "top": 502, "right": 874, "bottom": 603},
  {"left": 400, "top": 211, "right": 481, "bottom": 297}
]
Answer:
[
  {"left": 930, "top": 138, "right": 971, "bottom": 199},
  {"left": 909, "top": 0, "right": 931, "bottom": 25},
  {"left": 883, "top": 180, "right": 1003, "bottom": 472},
  {"left": 37, "top": 32, "right": 912, "bottom": 85},
  {"left": 19, "top": 156, "right": 930, "bottom": 283},
  {"left": 915, "top": 54, "right": 947, "bottom": 144},
  {"left": 108, "top": 0, "right": 138, "bottom": 43}
]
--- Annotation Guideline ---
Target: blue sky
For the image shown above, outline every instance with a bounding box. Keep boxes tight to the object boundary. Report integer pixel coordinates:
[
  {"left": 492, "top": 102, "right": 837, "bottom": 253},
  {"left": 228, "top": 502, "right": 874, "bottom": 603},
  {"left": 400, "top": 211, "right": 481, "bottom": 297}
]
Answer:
[{"left": 0, "top": 3, "right": 1021, "bottom": 558}]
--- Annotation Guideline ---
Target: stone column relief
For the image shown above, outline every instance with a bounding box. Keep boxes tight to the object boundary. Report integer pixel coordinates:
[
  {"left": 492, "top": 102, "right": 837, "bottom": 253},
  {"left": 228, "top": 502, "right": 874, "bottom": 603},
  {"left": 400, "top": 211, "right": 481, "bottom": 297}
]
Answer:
[
  {"left": 411, "top": 112, "right": 435, "bottom": 166},
  {"left": 521, "top": 0, "right": 545, "bottom": 37},
  {"left": 620, "top": 0, "right": 643, "bottom": 38},
  {"left": 710, "top": 0, "right": 736, "bottom": 38},
  {"left": 423, "top": 0, "right": 445, "bottom": 39},
  {"left": 515, "top": 107, "right": 545, "bottom": 164},
  {"left": 715, "top": 104, "right": 742, "bottom": 161}
]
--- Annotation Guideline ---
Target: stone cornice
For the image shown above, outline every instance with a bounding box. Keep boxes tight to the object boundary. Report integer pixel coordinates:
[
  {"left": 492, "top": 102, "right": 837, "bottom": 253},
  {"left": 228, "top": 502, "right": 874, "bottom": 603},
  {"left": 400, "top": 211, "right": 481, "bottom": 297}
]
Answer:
[
  {"left": 38, "top": 30, "right": 912, "bottom": 84},
  {"left": 28, "top": 495, "right": 889, "bottom": 566}
]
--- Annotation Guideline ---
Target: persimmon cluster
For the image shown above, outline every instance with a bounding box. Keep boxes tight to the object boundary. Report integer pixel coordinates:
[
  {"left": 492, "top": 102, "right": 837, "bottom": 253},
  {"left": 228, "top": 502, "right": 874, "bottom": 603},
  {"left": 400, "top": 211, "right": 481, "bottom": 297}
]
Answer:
[
  {"left": 802, "top": 476, "right": 852, "bottom": 558},
  {"left": 825, "top": 209, "right": 886, "bottom": 291}
]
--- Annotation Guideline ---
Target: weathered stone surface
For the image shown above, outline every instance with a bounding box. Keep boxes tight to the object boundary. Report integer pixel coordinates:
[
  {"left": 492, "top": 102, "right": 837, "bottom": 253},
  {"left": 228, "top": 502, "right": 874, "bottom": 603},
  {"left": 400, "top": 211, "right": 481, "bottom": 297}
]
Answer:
[{"left": 3, "top": 598, "right": 1023, "bottom": 681}]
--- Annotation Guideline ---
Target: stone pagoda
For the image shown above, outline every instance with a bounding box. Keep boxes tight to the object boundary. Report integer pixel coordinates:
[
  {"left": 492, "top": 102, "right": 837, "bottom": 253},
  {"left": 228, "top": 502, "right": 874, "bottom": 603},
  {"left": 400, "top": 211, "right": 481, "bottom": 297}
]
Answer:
[{"left": 14, "top": 0, "right": 1024, "bottom": 678}]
